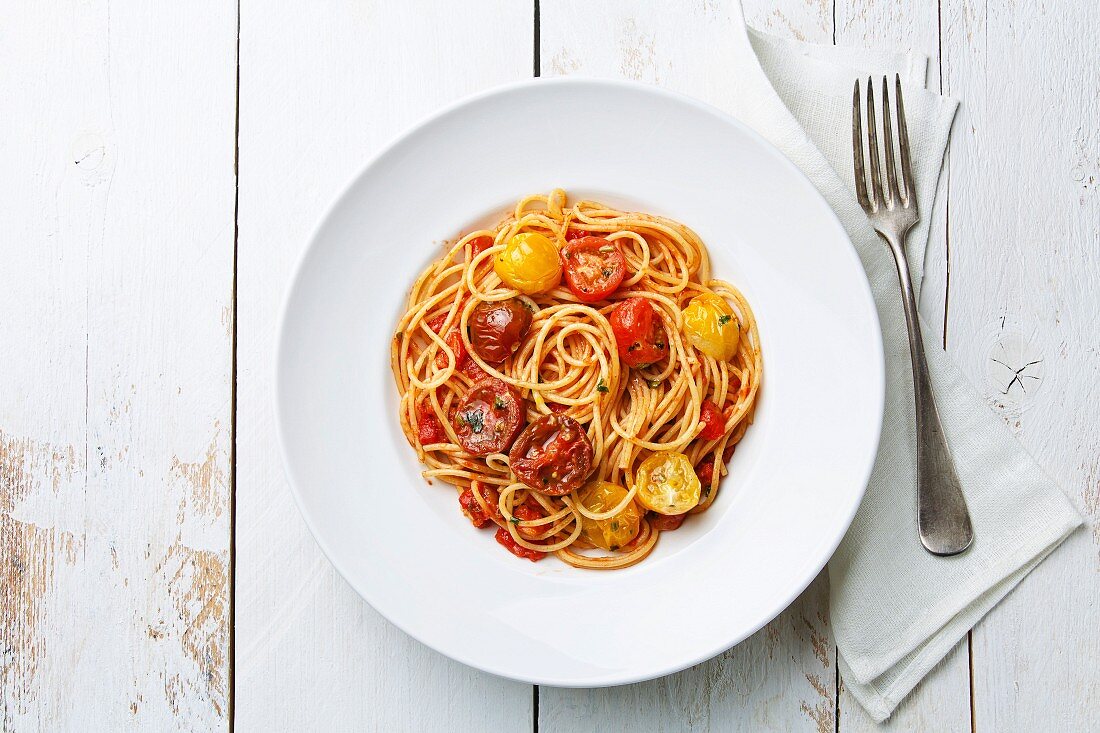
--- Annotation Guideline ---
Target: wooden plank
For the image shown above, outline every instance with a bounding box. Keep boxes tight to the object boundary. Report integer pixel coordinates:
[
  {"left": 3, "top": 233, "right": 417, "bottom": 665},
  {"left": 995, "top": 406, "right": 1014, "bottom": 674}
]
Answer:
[
  {"left": 0, "top": 1, "right": 235, "bottom": 729},
  {"left": 941, "top": 0, "right": 1100, "bottom": 730},
  {"left": 833, "top": 2, "right": 972, "bottom": 730},
  {"left": 233, "top": 1, "right": 534, "bottom": 729},
  {"left": 539, "top": 2, "right": 835, "bottom": 729}
]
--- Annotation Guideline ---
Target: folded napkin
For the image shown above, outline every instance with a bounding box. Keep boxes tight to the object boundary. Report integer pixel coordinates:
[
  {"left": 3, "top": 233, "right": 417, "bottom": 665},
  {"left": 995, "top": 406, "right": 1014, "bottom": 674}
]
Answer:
[{"left": 714, "top": 3, "right": 1084, "bottom": 721}]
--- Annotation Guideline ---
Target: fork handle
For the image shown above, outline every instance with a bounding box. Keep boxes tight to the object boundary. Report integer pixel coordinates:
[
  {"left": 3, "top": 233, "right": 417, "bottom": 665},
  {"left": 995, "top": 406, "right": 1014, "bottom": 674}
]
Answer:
[{"left": 884, "top": 235, "right": 974, "bottom": 556}]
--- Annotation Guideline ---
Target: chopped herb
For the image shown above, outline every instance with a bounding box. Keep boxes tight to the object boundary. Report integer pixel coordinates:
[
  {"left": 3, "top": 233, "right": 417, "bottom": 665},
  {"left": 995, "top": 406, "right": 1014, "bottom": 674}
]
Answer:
[
  {"left": 628, "top": 343, "right": 640, "bottom": 352},
  {"left": 542, "top": 476, "right": 550, "bottom": 485},
  {"left": 647, "top": 378, "right": 661, "bottom": 388},
  {"left": 598, "top": 245, "right": 614, "bottom": 253},
  {"left": 610, "top": 521, "right": 620, "bottom": 531},
  {"left": 601, "top": 268, "right": 613, "bottom": 277},
  {"left": 718, "top": 314, "right": 732, "bottom": 326},
  {"left": 493, "top": 396, "right": 506, "bottom": 410},
  {"left": 563, "top": 250, "right": 572, "bottom": 259},
  {"left": 461, "top": 409, "right": 485, "bottom": 434},
  {"left": 509, "top": 516, "right": 521, "bottom": 524},
  {"left": 596, "top": 378, "right": 609, "bottom": 394},
  {"left": 518, "top": 299, "right": 534, "bottom": 312}
]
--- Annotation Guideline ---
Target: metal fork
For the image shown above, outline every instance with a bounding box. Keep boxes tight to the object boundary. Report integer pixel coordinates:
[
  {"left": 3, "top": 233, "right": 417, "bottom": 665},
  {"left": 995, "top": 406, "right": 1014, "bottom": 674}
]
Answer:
[{"left": 853, "top": 75, "right": 973, "bottom": 556}]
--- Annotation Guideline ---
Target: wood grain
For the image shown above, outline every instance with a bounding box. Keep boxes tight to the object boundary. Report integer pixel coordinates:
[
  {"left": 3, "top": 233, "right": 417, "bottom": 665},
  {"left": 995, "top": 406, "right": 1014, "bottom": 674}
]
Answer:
[
  {"left": 233, "top": 0, "right": 534, "bottom": 729},
  {"left": 4, "top": 0, "right": 1097, "bottom": 729},
  {"left": 942, "top": 0, "right": 1100, "bottom": 729},
  {"left": 0, "top": 0, "right": 235, "bottom": 729}
]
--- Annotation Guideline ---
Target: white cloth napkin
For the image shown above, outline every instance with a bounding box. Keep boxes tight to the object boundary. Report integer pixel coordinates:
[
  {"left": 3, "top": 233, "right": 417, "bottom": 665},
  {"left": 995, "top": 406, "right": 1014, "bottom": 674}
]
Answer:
[{"left": 713, "top": 4, "right": 1084, "bottom": 722}]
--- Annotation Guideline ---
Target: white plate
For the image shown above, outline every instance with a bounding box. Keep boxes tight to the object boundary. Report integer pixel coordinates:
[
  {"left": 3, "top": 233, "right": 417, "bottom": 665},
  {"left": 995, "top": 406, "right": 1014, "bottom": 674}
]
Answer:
[{"left": 277, "top": 78, "right": 884, "bottom": 687}]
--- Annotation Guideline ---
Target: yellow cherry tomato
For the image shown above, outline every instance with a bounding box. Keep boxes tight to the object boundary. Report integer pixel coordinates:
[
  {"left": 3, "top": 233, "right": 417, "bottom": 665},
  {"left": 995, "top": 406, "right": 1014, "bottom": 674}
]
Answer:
[
  {"left": 494, "top": 232, "right": 563, "bottom": 294},
  {"left": 577, "top": 481, "right": 642, "bottom": 551},
  {"left": 682, "top": 292, "right": 740, "bottom": 361},
  {"left": 634, "top": 452, "right": 701, "bottom": 515}
]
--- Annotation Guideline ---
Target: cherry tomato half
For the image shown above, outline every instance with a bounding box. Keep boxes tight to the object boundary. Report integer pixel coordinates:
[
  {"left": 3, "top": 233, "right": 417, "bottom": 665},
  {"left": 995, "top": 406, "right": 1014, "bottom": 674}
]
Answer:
[
  {"left": 699, "top": 401, "right": 727, "bottom": 441},
  {"left": 561, "top": 237, "right": 626, "bottom": 303},
  {"left": 453, "top": 382, "right": 525, "bottom": 456},
  {"left": 512, "top": 498, "right": 545, "bottom": 540},
  {"left": 469, "top": 298, "right": 532, "bottom": 363},
  {"left": 508, "top": 414, "right": 594, "bottom": 495},
  {"left": 577, "top": 481, "right": 642, "bottom": 551},
  {"left": 494, "top": 526, "right": 546, "bottom": 561},
  {"left": 695, "top": 458, "right": 716, "bottom": 487},
  {"left": 467, "top": 235, "right": 495, "bottom": 260},
  {"left": 427, "top": 312, "right": 468, "bottom": 372},
  {"left": 458, "top": 483, "right": 501, "bottom": 528},
  {"left": 415, "top": 399, "right": 447, "bottom": 445},
  {"left": 609, "top": 297, "right": 667, "bottom": 368},
  {"left": 634, "top": 451, "right": 701, "bottom": 515}
]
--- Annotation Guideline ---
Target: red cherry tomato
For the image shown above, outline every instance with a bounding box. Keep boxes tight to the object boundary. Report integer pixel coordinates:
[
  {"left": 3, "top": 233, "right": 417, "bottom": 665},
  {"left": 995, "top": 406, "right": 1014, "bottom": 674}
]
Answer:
[
  {"left": 453, "top": 382, "right": 525, "bottom": 456},
  {"left": 427, "top": 312, "right": 468, "bottom": 372},
  {"left": 560, "top": 237, "right": 626, "bottom": 303},
  {"left": 508, "top": 415, "right": 594, "bottom": 495},
  {"left": 651, "top": 513, "right": 686, "bottom": 531},
  {"left": 494, "top": 526, "right": 546, "bottom": 561},
  {"left": 699, "top": 401, "right": 726, "bottom": 440},
  {"left": 415, "top": 400, "right": 447, "bottom": 445},
  {"left": 458, "top": 488, "right": 490, "bottom": 528},
  {"left": 468, "top": 235, "right": 495, "bottom": 260},
  {"left": 512, "top": 498, "right": 545, "bottom": 540},
  {"left": 695, "top": 458, "right": 715, "bottom": 487},
  {"left": 458, "top": 483, "right": 501, "bottom": 528},
  {"left": 469, "top": 298, "right": 532, "bottom": 363},
  {"left": 609, "top": 297, "right": 667, "bottom": 368},
  {"left": 565, "top": 228, "right": 595, "bottom": 241}
]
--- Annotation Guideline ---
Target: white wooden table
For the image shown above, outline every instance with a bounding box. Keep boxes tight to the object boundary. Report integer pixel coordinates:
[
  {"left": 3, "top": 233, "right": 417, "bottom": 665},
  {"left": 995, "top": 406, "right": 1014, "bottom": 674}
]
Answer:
[{"left": 3, "top": 1, "right": 1097, "bottom": 730}]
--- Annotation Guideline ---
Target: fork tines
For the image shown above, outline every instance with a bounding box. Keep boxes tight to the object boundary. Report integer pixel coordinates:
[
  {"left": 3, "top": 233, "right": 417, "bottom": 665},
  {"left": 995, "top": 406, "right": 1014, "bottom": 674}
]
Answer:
[{"left": 852, "top": 74, "right": 917, "bottom": 215}]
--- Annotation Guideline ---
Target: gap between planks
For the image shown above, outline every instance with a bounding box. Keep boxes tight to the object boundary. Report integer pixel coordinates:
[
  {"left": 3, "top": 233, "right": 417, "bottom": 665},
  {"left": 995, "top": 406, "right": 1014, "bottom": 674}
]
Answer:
[{"left": 229, "top": 0, "right": 242, "bottom": 729}]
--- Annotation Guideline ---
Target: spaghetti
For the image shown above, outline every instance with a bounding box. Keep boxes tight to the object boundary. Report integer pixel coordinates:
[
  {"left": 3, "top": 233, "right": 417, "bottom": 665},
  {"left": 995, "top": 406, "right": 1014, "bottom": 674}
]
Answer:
[{"left": 391, "top": 190, "right": 761, "bottom": 569}]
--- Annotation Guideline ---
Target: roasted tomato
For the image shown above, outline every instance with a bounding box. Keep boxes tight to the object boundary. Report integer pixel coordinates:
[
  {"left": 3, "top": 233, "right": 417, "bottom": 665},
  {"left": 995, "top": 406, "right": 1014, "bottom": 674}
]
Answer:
[
  {"left": 459, "top": 488, "right": 490, "bottom": 528},
  {"left": 561, "top": 237, "right": 626, "bottom": 303},
  {"left": 508, "top": 414, "right": 594, "bottom": 495},
  {"left": 650, "top": 513, "right": 686, "bottom": 531},
  {"left": 452, "top": 382, "right": 525, "bottom": 456},
  {"left": 467, "top": 235, "right": 495, "bottom": 260},
  {"left": 577, "top": 481, "right": 642, "bottom": 551},
  {"left": 695, "top": 457, "right": 716, "bottom": 487},
  {"left": 469, "top": 298, "right": 532, "bottom": 363},
  {"left": 458, "top": 483, "right": 501, "bottom": 528},
  {"left": 415, "top": 399, "right": 447, "bottom": 445},
  {"left": 682, "top": 292, "right": 739, "bottom": 361},
  {"left": 494, "top": 526, "right": 546, "bottom": 561},
  {"left": 494, "top": 232, "right": 562, "bottom": 294},
  {"left": 427, "top": 312, "right": 468, "bottom": 371},
  {"left": 564, "top": 228, "right": 595, "bottom": 241},
  {"left": 634, "top": 451, "right": 701, "bottom": 515},
  {"left": 699, "top": 401, "right": 727, "bottom": 440},
  {"left": 609, "top": 297, "right": 667, "bottom": 368},
  {"left": 512, "top": 498, "right": 545, "bottom": 540}
]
